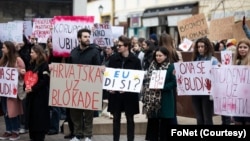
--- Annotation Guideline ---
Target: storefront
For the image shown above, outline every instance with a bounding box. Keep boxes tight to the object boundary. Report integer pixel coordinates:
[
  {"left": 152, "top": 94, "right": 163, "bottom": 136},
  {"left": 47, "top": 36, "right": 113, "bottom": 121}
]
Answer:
[
  {"left": 127, "top": 10, "right": 146, "bottom": 38},
  {"left": 0, "top": 0, "right": 72, "bottom": 22},
  {"left": 141, "top": 1, "right": 199, "bottom": 45}
]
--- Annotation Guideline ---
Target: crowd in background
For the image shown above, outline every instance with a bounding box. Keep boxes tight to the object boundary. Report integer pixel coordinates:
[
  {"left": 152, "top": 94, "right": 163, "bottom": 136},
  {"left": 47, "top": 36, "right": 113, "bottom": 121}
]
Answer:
[{"left": 0, "top": 16, "right": 249, "bottom": 141}]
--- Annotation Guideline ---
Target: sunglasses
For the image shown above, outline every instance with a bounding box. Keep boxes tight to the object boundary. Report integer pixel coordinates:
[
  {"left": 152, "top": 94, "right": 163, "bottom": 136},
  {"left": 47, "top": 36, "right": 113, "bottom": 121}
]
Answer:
[{"left": 117, "top": 44, "right": 124, "bottom": 48}]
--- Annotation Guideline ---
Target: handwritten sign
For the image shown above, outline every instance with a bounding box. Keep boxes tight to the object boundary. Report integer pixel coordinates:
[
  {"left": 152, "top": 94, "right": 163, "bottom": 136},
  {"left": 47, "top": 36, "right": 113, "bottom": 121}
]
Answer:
[
  {"left": 52, "top": 16, "right": 94, "bottom": 57},
  {"left": 0, "top": 22, "right": 23, "bottom": 43},
  {"left": 149, "top": 70, "right": 166, "bottom": 89},
  {"left": 49, "top": 63, "right": 104, "bottom": 110},
  {"left": 177, "top": 13, "right": 208, "bottom": 41},
  {"left": 92, "top": 23, "right": 113, "bottom": 47},
  {"left": 174, "top": 61, "right": 213, "bottom": 95},
  {"left": 103, "top": 68, "right": 145, "bottom": 93},
  {"left": 32, "top": 18, "right": 53, "bottom": 43},
  {"left": 221, "top": 50, "right": 232, "bottom": 65},
  {"left": 212, "top": 65, "right": 250, "bottom": 117},
  {"left": 178, "top": 38, "right": 193, "bottom": 52},
  {"left": 23, "top": 21, "right": 32, "bottom": 40},
  {"left": 208, "top": 16, "right": 234, "bottom": 41},
  {"left": 0, "top": 67, "right": 18, "bottom": 98}
]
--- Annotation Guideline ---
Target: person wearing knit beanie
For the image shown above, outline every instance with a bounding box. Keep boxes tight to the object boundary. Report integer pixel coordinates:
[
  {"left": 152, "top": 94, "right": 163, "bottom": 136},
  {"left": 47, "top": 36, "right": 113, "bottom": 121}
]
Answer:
[{"left": 226, "top": 38, "right": 237, "bottom": 54}]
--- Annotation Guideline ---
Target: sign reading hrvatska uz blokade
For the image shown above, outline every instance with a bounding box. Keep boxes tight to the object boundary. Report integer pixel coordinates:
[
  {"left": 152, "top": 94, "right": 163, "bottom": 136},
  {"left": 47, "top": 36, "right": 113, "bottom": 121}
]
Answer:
[{"left": 49, "top": 63, "right": 104, "bottom": 110}]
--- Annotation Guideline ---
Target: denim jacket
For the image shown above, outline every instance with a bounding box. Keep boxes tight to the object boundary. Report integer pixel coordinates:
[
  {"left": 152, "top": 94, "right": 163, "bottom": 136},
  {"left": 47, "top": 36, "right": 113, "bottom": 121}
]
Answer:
[{"left": 243, "top": 24, "right": 250, "bottom": 39}]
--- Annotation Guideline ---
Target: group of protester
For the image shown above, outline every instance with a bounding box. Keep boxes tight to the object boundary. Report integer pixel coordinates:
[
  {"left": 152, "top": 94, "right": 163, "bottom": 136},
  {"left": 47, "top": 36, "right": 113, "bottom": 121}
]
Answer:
[{"left": 0, "top": 15, "right": 250, "bottom": 141}]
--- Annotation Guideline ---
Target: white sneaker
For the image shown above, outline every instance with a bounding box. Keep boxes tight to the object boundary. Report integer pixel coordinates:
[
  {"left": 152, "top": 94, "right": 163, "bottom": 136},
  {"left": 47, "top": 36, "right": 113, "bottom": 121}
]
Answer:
[
  {"left": 19, "top": 129, "right": 26, "bottom": 134},
  {"left": 70, "top": 137, "right": 81, "bottom": 141},
  {"left": 85, "top": 137, "right": 92, "bottom": 141}
]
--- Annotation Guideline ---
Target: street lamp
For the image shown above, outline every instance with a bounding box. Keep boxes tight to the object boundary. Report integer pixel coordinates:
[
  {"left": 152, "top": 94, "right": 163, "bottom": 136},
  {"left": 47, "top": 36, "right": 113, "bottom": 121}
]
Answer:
[{"left": 98, "top": 5, "right": 103, "bottom": 15}]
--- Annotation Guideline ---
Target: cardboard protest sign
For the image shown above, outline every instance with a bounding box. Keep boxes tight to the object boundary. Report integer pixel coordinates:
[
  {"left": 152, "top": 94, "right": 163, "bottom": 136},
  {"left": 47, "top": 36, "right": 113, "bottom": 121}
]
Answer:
[
  {"left": 208, "top": 16, "right": 234, "bottom": 41},
  {"left": 32, "top": 18, "right": 53, "bottom": 43},
  {"left": 149, "top": 70, "right": 166, "bottom": 89},
  {"left": 52, "top": 16, "right": 94, "bottom": 57},
  {"left": 24, "top": 71, "right": 38, "bottom": 89},
  {"left": 221, "top": 50, "right": 232, "bottom": 65},
  {"left": 49, "top": 63, "right": 104, "bottom": 110},
  {"left": 92, "top": 23, "right": 114, "bottom": 47},
  {"left": 174, "top": 61, "right": 213, "bottom": 95},
  {"left": 212, "top": 65, "right": 250, "bottom": 117},
  {"left": 0, "top": 67, "right": 18, "bottom": 98},
  {"left": 233, "top": 20, "right": 250, "bottom": 42},
  {"left": 177, "top": 13, "right": 208, "bottom": 41},
  {"left": 103, "top": 68, "right": 145, "bottom": 93}
]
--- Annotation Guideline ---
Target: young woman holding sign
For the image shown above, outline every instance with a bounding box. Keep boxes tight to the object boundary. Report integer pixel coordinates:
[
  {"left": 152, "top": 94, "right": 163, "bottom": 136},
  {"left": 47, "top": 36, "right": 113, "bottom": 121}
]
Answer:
[
  {"left": 233, "top": 38, "right": 250, "bottom": 125},
  {"left": 25, "top": 45, "right": 50, "bottom": 141},
  {"left": 0, "top": 41, "right": 26, "bottom": 141},
  {"left": 191, "top": 37, "right": 219, "bottom": 125},
  {"left": 142, "top": 47, "right": 177, "bottom": 141}
]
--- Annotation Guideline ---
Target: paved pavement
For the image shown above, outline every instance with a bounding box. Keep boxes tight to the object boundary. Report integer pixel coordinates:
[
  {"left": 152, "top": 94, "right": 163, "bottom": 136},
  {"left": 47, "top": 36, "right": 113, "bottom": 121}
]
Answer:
[{"left": 0, "top": 115, "right": 222, "bottom": 141}]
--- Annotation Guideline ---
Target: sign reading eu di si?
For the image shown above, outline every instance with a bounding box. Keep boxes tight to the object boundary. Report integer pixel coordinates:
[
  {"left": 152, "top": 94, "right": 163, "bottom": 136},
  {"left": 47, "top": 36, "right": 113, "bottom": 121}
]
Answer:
[{"left": 103, "top": 68, "right": 145, "bottom": 93}]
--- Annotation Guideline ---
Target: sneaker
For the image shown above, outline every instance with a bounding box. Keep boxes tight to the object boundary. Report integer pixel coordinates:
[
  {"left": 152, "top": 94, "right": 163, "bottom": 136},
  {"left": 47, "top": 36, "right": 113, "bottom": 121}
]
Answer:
[
  {"left": 85, "top": 137, "right": 92, "bottom": 141},
  {"left": 9, "top": 132, "right": 20, "bottom": 141},
  {"left": 0, "top": 132, "right": 12, "bottom": 140},
  {"left": 19, "top": 128, "right": 27, "bottom": 134},
  {"left": 70, "top": 136, "right": 81, "bottom": 141}
]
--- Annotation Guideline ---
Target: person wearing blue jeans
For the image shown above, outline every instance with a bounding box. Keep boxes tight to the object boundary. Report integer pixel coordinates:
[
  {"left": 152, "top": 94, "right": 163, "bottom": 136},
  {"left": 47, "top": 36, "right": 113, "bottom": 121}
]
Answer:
[
  {"left": 47, "top": 107, "right": 61, "bottom": 135},
  {"left": 0, "top": 97, "right": 21, "bottom": 140}
]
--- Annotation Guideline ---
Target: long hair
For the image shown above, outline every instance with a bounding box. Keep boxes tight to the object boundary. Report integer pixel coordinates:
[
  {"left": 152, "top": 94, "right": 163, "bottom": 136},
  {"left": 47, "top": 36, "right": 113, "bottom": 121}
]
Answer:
[
  {"left": 0, "top": 41, "right": 18, "bottom": 67},
  {"left": 233, "top": 38, "right": 250, "bottom": 65},
  {"left": 30, "top": 45, "right": 47, "bottom": 67},
  {"left": 192, "top": 37, "right": 214, "bottom": 61},
  {"left": 158, "top": 33, "right": 179, "bottom": 63}
]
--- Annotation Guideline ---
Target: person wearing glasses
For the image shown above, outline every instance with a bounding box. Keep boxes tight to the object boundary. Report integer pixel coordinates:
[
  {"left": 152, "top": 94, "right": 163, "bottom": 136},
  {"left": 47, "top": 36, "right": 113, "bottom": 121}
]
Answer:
[{"left": 107, "top": 36, "right": 141, "bottom": 141}]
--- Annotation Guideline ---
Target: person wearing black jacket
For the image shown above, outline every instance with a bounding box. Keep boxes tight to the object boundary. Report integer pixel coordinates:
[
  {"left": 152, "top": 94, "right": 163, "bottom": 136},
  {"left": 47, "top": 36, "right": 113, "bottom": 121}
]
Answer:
[
  {"left": 25, "top": 45, "right": 50, "bottom": 141},
  {"left": 107, "top": 36, "right": 141, "bottom": 141},
  {"left": 67, "top": 28, "right": 101, "bottom": 141}
]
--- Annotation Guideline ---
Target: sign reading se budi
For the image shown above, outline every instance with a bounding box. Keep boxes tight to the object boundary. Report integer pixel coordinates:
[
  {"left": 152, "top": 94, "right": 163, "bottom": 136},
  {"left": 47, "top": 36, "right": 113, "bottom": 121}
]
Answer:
[
  {"left": 177, "top": 13, "right": 208, "bottom": 41},
  {"left": 0, "top": 67, "right": 18, "bottom": 98},
  {"left": 103, "top": 68, "right": 145, "bottom": 93},
  {"left": 49, "top": 63, "right": 104, "bottom": 110},
  {"left": 174, "top": 61, "right": 213, "bottom": 95},
  {"left": 212, "top": 65, "right": 250, "bottom": 117}
]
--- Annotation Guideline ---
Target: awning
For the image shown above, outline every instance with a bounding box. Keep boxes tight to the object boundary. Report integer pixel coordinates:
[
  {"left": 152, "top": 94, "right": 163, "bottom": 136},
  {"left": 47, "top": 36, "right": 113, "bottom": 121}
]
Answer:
[
  {"left": 127, "top": 10, "right": 144, "bottom": 18},
  {"left": 142, "top": 1, "right": 199, "bottom": 18}
]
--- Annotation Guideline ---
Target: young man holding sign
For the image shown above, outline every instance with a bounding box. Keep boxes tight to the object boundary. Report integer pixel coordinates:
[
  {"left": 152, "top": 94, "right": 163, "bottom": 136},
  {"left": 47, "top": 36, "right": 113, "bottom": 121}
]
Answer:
[
  {"left": 107, "top": 36, "right": 141, "bottom": 141},
  {"left": 67, "top": 28, "right": 101, "bottom": 141}
]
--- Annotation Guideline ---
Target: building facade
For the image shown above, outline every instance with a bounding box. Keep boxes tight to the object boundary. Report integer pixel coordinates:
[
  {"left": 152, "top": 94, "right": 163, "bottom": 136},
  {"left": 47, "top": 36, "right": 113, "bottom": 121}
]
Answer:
[{"left": 0, "top": 0, "right": 73, "bottom": 22}]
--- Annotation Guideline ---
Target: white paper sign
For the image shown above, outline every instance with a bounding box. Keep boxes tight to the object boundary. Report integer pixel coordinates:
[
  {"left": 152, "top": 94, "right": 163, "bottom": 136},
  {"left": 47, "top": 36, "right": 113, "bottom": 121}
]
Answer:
[
  {"left": 149, "top": 70, "right": 167, "bottom": 89},
  {"left": 178, "top": 38, "right": 193, "bottom": 52},
  {"left": 174, "top": 61, "right": 213, "bottom": 95},
  {"left": 92, "top": 23, "right": 114, "bottom": 47},
  {"left": 103, "top": 68, "right": 145, "bottom": 93},
  {"left": 212, "top": 65, "right": 250, "bottom": 117},
  {"left": 0, "top": 67, "right": 18, "bottom": 98},
  {"left": 221, "top": 50, "right": 232, "bottom": 65}
]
